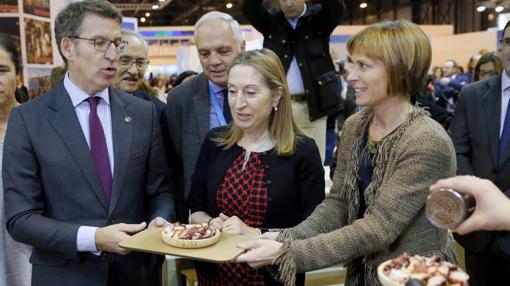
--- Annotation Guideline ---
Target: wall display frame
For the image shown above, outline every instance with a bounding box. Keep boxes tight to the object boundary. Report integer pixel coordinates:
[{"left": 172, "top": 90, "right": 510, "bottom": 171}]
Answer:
[
  {"left": 24, "top": 16, "right": 53, "bottom": 64},
  {"left": 0, "top": 0, "right": 18, "bottom": 13},
  {"left": 23, "top": 0, "right": 50, "bottom": 18},
  {"left": 25, "top": 67, "right": 51, "bottom": 99}
]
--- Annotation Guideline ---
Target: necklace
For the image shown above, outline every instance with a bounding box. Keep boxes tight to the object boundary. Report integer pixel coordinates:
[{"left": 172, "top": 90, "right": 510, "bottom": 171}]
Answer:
[{"left": 241, "top": 133, "right": 273, "bottom": 171}]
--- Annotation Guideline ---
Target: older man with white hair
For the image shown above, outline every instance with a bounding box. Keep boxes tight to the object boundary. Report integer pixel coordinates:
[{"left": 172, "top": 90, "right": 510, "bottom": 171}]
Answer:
[{"left": 166, "top": 11, "right": 245, "bottom": 222}]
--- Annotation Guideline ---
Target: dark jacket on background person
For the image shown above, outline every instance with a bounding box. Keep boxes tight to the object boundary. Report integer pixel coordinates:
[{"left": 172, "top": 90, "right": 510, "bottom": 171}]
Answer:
[
  {"left": 167, "top": 73, "right": 211, "bottom": 222},
  {"left": 449, "top": 75, "right": 510, "bottom": 285},
  {"left": 242, "top": 0, "right": 344, "bottom": 121}
]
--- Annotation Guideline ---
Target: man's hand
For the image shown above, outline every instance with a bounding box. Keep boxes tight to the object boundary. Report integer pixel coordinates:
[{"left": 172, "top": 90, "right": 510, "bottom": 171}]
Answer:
[
  {"left": 95, "top": 222, "right": 146, "bottom": 255},
  {"left": 149, "top": 217, "right": 171, "bottom": 228}
]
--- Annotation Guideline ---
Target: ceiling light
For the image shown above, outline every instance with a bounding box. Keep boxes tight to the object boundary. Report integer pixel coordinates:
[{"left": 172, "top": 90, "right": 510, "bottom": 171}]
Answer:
[
  {"left": 158, "top": 0, "right": 165, "bottom": 2},
  {"left": 476, "top": 6, "right": 486, "bottom": 12},
  {"left": 145, "top": 12, "right": 151, "bottom": 17},
  {"left": 360, "top": 2, "right": 367, "bottom": 9},
  {"left": 226, "top": 3, "right": 233, "bottom": 9},
  {"left": 152, "top": 4, "right": 159, "bottom": 9},
  {"left": 140, "top": 17, "right": 146, "bottom": 23},
  {"left": 496, "top": 6, "right": 505, "bottom": 13}
]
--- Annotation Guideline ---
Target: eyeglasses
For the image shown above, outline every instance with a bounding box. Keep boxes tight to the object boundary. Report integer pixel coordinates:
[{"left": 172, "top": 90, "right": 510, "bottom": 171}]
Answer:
[
  {"left": 71, "top": 36, "right": 128, "bottom": 53},
  {"left": 119, "top": 57, "right": 150, "bottom": 69}
]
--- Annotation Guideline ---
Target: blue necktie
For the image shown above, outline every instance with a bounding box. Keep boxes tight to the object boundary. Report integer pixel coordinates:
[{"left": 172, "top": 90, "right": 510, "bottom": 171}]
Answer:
[
  {"left": 87, "top": 97, "right": 112, "bottom": 204},
  {"left": 222, "top": 89, "right": 232, "bottom": 123},
  {"left": 499, "top": 98, "right": 510, "bottom": 166}
]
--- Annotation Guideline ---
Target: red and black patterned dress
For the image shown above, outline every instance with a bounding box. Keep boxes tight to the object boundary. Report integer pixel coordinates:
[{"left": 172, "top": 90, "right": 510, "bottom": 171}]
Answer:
[{"left": 196, "top": 149, "right": 269, "bottom": 286}]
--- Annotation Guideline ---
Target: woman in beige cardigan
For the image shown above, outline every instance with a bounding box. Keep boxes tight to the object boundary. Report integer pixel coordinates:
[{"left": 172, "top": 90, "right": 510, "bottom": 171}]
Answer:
[{"left": 237, "top": 20, "right": 457, "bottom": 286}]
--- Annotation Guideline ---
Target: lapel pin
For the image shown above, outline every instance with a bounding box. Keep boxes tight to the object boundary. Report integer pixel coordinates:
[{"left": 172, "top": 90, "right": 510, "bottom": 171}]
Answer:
[{"left": 124, "top": 116, "right": 132, "bottom": 123}]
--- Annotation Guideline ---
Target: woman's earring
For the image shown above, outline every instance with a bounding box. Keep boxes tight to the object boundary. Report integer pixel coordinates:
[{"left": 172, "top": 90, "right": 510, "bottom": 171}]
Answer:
[{"left": 273, "top": 105, "right": 278, "bottom": 112}]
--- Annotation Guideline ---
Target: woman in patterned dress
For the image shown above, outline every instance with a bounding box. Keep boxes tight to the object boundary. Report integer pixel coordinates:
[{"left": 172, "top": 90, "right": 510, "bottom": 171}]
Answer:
[{"left": 187, "top": 48, "right": 325, "bottom": 285}]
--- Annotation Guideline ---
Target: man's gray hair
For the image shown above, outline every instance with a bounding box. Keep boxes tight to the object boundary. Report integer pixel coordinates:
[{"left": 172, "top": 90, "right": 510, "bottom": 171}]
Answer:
[
  {"left": 121, "top": 29, "right": 149, "bottom": 57},
  {"left": 194, "top": 11, "right": 244, "bottom": 48},
  {"left": 55, "top": 0, "right": 122, "bottom": 65}
]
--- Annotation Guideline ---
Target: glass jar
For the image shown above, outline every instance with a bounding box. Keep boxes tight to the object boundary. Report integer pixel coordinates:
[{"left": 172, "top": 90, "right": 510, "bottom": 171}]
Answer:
[{"left": 425, "top": 188, "right": 475, "bottom": 229}]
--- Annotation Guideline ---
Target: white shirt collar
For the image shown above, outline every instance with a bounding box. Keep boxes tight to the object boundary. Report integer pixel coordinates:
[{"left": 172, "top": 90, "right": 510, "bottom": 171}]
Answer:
[{"left": 63, "top": 72, "right": 110, "bottom": 108}]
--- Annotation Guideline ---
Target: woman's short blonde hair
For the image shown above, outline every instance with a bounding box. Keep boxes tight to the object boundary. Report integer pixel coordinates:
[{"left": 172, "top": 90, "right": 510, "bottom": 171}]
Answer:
[
  {"left": 347, "top": 20, "right": 431, "bottom": 97},
  {"left": 217, "top": 48, "right": 301, "bottom": 156}
]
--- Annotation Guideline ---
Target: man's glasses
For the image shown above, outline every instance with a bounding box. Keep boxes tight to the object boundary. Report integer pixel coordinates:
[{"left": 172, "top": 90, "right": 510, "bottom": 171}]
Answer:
[
  {"left": 71, "top": 36, "right": 128, "bottom": 53},
  {"left": 119, "top": 57, "right": 150, "bottom": 69}
]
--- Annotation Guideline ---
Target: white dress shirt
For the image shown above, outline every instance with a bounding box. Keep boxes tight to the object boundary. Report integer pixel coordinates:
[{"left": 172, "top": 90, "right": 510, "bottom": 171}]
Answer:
[{"left": 63, "top": 73, "right": 114, "bottom": 254}]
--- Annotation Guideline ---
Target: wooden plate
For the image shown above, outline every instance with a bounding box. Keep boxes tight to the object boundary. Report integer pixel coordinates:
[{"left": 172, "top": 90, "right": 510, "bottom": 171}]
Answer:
[
  {"left": 161, "top": 226, "right": 221, "bottom": 249},
  {"left": 119, "top": 227, "right": 252, "bottom": 262}
]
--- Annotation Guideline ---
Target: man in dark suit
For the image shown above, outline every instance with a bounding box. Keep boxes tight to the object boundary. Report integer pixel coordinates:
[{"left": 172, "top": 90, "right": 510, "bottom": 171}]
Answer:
[
  {"left": 112, "top": 29, "right": 174, "bottom": 166},
  {"left": 3, "top": 1, "right": 174, "bottom": 285},
  {"left": 167, "top": 11, "right": 245, "bottom": 222},
  {"left": 242, "top": 0, "right": 344, "bottom": 162},
  {"left": 449, "top": 19, "right": 510, "bottom": 286}
]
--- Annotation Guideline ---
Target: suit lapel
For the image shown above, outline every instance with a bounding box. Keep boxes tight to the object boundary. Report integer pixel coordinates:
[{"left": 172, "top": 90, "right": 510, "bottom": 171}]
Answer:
[
  {"left": 108, "top": 88, "right": 133, "bottom": 216},
  {"left": 193, "top": 74, "right": 212, "bottom": 138},
  {"left": 482, "top": 76, "right": 502, "bottom": 169},
  {"left": 48, "top": 84, "right": 108, "bottom": 212}
]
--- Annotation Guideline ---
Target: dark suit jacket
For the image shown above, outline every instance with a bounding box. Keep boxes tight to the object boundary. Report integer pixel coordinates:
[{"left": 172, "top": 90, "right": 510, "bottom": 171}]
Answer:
[
  {"left": 3, "top": 83, "right": 174, "bottom": 286},
  {"left": 167, "top": 73, "right": 211, "bottom": 222},
  {"left": 242, "top": 0, "right": 344, "bottom": 120},
  {"left": 449, "top": 75, "right": 510, "bottom": 253}
]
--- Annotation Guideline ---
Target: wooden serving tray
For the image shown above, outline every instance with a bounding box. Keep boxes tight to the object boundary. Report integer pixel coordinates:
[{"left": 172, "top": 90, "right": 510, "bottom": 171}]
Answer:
[{"left": 120, "top": 227, "right": 253, "bottom": 262}]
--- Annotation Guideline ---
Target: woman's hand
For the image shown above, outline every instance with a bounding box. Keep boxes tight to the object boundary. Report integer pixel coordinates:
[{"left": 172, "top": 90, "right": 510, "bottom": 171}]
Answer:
[
  {"left": 236, "top": 239, "right": 283, "bottom": 268},
  {"left": 220, "top": 213, "right": 261, "bottom": 236},
  {"left": 256, "top": 231, "right": 279, "bottom": 241}
]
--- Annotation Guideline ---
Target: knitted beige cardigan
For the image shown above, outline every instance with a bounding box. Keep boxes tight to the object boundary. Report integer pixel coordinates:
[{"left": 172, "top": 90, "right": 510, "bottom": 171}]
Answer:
[{"left": 271, "top": 107, "right": 457, "bottom": 286}]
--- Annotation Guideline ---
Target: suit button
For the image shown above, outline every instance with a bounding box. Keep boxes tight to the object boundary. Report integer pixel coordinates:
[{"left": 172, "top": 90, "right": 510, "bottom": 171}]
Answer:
[
  {"left": 281, "top": 39, "right": 286, "bottom": 44},
  {"left": 298, "top": 62, "right": 303, "bottom": 67},
  {"left": 284, "top": 54, "right": 288, "bottom": 58},
  {"left": 305, "top": 35, "right": 309, "bottom": 39},
  {"left": 268, "top": 35, "right": 272, "bottom": 39},
  {"left": 305, "top": 90, "right": 309, "bottom": 94}
]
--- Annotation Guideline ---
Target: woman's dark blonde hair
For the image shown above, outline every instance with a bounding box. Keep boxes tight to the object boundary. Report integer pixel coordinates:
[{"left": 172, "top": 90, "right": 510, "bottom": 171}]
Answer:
[
  {"left": 346, "top": 20, "right": 432, "bottom": 97},
  {"left": 217, "top": 48, "right": 301, "bottom": 156},
  {"left": 472, "top": 52, "right": 502, "bottom": 82}
]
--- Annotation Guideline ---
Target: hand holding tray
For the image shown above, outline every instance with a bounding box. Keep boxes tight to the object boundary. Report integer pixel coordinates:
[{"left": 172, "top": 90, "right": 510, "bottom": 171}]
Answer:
[{"left": 119, "top": 227, "right": 254, "bottom": 262}]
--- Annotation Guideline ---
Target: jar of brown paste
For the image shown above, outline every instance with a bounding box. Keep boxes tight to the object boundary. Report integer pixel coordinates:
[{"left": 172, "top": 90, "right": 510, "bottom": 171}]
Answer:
[{"left": 425, "top": 188, "right": 476, "bottom": 229}]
